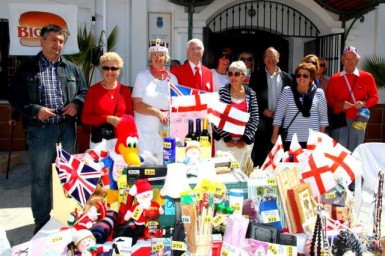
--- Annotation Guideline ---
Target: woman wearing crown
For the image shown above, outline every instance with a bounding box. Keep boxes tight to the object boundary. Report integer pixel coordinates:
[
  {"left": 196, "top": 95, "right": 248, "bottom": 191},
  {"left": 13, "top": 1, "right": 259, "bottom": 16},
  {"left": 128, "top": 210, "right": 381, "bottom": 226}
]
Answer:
[{"left": 132, "top": 38, "right": 178, "bottom": 164}]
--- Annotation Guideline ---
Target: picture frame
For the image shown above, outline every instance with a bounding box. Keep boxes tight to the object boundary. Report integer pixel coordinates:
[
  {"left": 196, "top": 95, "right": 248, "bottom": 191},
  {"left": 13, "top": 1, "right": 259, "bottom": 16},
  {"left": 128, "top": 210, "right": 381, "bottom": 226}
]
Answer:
[{"left": 148, "top": 12, "right": 172, "bottom": 58}]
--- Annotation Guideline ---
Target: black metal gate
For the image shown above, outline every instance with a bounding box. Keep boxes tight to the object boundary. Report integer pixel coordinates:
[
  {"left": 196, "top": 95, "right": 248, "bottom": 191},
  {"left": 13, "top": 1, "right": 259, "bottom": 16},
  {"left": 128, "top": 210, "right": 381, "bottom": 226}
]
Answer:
[{"left": 203, "top": 0, "right": 343, "bottom": 73}]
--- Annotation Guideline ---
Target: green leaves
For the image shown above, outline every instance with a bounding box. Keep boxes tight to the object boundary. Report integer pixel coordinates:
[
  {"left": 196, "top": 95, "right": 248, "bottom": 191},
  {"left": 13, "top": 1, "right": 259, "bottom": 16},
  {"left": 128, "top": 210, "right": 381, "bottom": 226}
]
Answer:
[
  {"left": 361, "top": 55, "right": 385, "bottom": 89},
  {"left": 64, "top": 26, "right": 118, "bottom": 87}
]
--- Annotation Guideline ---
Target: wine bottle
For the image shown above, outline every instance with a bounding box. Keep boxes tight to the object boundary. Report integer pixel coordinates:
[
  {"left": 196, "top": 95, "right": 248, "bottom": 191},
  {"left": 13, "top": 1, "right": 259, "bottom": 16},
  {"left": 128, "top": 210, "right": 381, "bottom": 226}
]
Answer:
[
  {"left": 199, "top": 118, "right": 211, "bottom": 147},
  {"left": 184, "top": 119, "right": 196, "bottom": 146},
  {"left": 195, "top": 118, "right": 202, "bottom": 141}
]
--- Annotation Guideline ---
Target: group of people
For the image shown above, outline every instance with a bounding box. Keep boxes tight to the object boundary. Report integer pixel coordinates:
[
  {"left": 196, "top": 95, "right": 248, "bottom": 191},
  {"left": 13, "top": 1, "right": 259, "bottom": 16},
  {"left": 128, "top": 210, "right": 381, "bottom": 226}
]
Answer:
[{"left": 8, "top": 23, "right": 379, "bottom": 236}]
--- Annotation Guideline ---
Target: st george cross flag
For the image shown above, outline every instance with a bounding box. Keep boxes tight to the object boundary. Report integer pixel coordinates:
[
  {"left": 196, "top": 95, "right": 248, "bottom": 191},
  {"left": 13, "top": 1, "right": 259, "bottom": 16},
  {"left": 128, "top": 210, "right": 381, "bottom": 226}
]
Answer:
[
  {"left": 207, "top": 101, "right": 250, "bottom": 135},
  {"left": 301, "top": 148, "right": 337, "bottom": 197},
  {"left": 55, "top": 144, "right": 101, "bottom": 207},
  {"left": 261, "top": 135, "right": 285, "bottom": 171},
  {"left": 170, "top": 83, "right": 219, "bottom": 112},
  {"left": 307, "top": 129, "right": 351, "bottom": 155},
  {"left": 324, "top": 147, "right": 359, "bottom": 186},
  {"left": 284, "top": 133, "right": 307, "bottom": 163}
]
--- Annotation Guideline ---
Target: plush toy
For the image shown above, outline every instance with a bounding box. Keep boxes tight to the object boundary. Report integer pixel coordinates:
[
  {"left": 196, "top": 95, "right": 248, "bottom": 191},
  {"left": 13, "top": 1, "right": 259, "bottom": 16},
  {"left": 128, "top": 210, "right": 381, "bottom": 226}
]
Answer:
[
  {"left": 114, "top": 179, "right": 164, "bottom": 245},
  {"left": 114, "top": 115, "right": 141, "bottom": 166},
  {"left": 70, "top": 229, "right": 110, "bottom": 256}
]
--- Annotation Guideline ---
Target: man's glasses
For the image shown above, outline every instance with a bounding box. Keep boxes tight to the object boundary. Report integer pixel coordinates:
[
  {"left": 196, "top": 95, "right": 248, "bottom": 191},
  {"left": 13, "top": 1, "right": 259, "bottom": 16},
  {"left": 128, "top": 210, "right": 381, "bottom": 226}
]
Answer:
[
  {"left": 296, "top": 73, "right": 310, "bottom": 79},
  {"left": 240, "top": 57, "right": 253, "bottom": 62},
  {"left": 319, "top": 63, "right": 326, "bottom": 67},
  {"left": 102, "top": 66, "right": 120, "bottom": 71},
  {"left": 228, "top": 71, "right": 242, "bottom": 77}
]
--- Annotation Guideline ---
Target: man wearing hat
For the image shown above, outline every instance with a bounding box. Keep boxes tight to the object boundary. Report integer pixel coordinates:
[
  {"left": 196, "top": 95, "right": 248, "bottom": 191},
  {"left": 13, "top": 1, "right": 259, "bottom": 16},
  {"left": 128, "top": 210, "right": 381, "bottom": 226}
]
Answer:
[
  {"left": 249, "top": 47, "right": 292, "bottom": 167},
  {"left": 326, "top": 46, "right": 378, "bottom": 151},
  {"left": 171, "top": 38, "right": 214, "bottom": 92}
]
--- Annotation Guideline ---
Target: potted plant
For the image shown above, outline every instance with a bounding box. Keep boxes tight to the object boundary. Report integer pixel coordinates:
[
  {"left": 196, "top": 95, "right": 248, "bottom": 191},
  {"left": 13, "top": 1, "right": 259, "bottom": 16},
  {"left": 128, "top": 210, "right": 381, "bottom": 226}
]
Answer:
[
  {"left": 65, "top": 25, "right": 118, "bottom": 87},
  {"left": 361, "top": 55, "right": 385, "bottom": 103}
]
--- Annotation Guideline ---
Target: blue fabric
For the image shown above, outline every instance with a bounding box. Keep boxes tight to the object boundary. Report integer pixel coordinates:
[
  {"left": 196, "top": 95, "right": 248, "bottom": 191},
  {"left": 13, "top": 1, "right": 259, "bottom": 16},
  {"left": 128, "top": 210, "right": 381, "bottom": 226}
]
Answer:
[{"left": 26, "top": 119, "right": 75, "bottom": 224}]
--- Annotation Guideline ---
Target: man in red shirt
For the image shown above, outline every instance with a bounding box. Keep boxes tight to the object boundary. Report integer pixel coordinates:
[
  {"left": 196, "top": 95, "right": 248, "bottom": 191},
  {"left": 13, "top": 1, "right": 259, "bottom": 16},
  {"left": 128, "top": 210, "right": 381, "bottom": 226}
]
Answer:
[
  {"left": 171, "top": 38, "right": 213, "bottom": 92},
  {"left": 326, "top": 46, "right": 378, "bottom": 151}
]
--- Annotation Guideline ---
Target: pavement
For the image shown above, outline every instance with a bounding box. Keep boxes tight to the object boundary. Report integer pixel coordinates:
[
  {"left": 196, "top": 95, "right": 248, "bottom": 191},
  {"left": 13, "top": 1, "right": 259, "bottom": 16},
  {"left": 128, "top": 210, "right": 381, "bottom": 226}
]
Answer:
[{"left": 0, "top": 151, "right": 34, "bottom": 247}]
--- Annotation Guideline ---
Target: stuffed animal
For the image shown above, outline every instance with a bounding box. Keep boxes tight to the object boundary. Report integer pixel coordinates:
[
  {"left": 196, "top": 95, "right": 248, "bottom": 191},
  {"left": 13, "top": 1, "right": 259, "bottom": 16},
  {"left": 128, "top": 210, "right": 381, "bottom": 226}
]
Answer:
[
  {"left": 69, "top": 229, "right": 110, "bottom": 256},
  {"left": 114, "top": 115, "right": 141, "bottom": 166}
]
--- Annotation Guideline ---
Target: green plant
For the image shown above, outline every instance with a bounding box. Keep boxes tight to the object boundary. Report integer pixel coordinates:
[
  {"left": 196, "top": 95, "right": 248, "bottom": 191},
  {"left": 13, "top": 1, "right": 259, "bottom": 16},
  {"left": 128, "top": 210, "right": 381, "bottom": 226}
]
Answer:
[
  {"left": 65, "top": 26, "right": 118, "bottom": 87},
  {"left": 361, "top": 55, "right": 385, "bottom": 89}
]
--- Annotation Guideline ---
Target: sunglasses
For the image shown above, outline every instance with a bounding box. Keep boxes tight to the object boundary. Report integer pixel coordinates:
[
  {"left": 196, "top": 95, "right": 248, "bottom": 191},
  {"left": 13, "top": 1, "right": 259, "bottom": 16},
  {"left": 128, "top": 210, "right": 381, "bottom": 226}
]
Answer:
[
  {"left": 102, "top": 66, "right": 120, "bottom": 71},
  {"left": 309, "top": 61, "right": 317, "bottom": 66},
  {"left": 319, "top": 63, "right": 326, "bottom": 67},
  {"left": 240, "top": 57, "right": 253, "bottom": 62},
  {"left": 296, "top": 73, "right": 310, "bottom": 79},
  {"left": 228, "top": 71, "right": 243, "bottom": 77},
  {"left": 221, "top": 54, "right": 231, "bottom": 59}
]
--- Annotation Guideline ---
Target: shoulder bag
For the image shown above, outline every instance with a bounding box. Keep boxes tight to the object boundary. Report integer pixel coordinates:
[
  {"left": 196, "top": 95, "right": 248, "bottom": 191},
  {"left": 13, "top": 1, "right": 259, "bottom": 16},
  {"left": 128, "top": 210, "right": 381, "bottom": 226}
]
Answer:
[
  {"left": 279, "top": 110, "right": 300, "bottom": 142},
  {"left": 91, "top": 85, "right": 123, "bottom": 143}
]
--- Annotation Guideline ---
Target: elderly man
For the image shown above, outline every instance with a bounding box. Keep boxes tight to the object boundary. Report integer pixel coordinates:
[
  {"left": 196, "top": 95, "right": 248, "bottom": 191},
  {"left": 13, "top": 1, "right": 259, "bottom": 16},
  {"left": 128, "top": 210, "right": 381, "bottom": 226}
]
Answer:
[
  {"left": 327, "top": 46, "right": 378, "bottom": 151},
  {"left": 171, "top": 38, "right": 213, "bottom": 92},
  {"left": 9, "top": 24, "right": 88, "bottom": 234},
  {"left": 249, "top": 47, "right": 292, "bottom": 167}
]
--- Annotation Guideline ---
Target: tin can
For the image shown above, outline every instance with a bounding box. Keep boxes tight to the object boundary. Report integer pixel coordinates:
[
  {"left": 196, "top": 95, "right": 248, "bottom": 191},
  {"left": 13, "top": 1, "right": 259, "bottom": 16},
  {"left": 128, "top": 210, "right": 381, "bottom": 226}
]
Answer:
[{"left": 163, "top": 137, "right": 176, "bottom": 165}]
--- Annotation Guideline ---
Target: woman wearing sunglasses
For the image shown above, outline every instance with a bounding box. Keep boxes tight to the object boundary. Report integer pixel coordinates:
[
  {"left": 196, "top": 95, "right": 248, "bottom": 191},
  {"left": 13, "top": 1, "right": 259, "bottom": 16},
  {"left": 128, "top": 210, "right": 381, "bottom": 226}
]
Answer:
[
  {"left": 82, "top": 52, "right": 134, "bottom": 148},
  {"left": 271, "top": 62, "right": 328, "bottom": 150},
  {"left": 211, "top": 47, "right": 232, "bottom": 91},
  {"left": 239, "top": 51, "right": 255, "bottom": 85},
  {"left": 132, "top": 39, "right": 178, "bottom": 164},
  {"left": 213, "top": 61, "right": 259, "bottom": 169},
  {"left": 315, "top": 57, "right": 330, "bottom": 92}
]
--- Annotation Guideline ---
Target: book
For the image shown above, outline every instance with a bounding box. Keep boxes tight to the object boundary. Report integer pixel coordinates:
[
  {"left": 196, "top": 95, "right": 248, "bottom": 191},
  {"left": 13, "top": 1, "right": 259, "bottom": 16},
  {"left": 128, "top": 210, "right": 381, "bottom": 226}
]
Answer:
[{"left": 151, "top": 238, "right": 172, "bottom": 256}]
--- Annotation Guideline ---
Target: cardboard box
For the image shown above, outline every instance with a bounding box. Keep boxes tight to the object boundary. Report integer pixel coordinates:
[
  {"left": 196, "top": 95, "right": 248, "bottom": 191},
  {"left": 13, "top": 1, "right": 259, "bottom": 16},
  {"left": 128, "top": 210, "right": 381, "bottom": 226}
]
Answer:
[{"left": 51, "top": 164, "right": 82, "bottom": 225}]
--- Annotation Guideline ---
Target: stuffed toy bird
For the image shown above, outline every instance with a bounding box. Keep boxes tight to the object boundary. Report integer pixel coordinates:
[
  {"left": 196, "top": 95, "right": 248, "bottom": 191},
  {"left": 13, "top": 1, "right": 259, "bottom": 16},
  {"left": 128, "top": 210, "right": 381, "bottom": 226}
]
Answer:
[{"left": 114, "top": 115, "right": 141, "bottom": 166}]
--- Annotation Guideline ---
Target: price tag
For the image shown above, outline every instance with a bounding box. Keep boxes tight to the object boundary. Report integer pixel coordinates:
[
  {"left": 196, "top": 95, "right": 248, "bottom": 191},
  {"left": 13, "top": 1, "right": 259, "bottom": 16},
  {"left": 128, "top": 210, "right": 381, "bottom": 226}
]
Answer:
[
  {"left": 171, "top": 241, "right": 186, "bottom": 251},
  {"left": 324, "top": 191, "right": 336, "bottom": 199},
  {"left": 181, "top": 252, "right": 188, "bottom": 256},
  {"left": 144, "top": 169, "right": 155, "bottom": 176},
  {"left": 266, "top": 178, "right": 276, "bottom": 185},
  {"left": 132, "top": 205, "right": 143, "bottom": 220},
  {"left": 231, "top": 203, "right": 242, "bottom": 212},
  {"left": 203, "top": 215, "right": 212, "bottom": 224},
  {"left": 268, "top": 243, "right": 279, "bottom": 255},
  {"left": 285, "top": 245, "right": 297, "bottom": 256},
  {"left": 189, "top": 191, "right": 201, "bottom": 202},
  {"left": 212, "top": 214, "right": 224, "bottom": 227},
  {"left": 163, "top": 142, "right": 172, "bottom": 148},
  {"left": 181, "top": 215, "right": 191, "bottom": 224},
  {"left": 50, "top": 235, "right": 63, "bottom": 244},
  {"left": 230, "top": 162, "right": 240, "bottom": 169},
  {"left": 152, "top": 242, "right": 164, "bottom": 251},
  {"left": 261, "top": 209, "right": 280, "bottom": 223},
  {"left": 221, "top": 242, "right": 240, "bottom": 255}
]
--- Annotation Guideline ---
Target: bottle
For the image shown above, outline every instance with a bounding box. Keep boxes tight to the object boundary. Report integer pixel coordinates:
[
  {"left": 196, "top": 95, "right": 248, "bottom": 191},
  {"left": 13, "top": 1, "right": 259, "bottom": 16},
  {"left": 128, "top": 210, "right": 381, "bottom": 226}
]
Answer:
[
  {"left": 195, "top": 118, "right": 202, "bottom": 141},
  {"left": 228, "top": 189, "right": 244, "bottom": 216},
  {"left": 199, "top": 118, "right": 211, "bottom": 147},
  {"left": 184, "top": 119, "right": 196, "bottom": 146}
]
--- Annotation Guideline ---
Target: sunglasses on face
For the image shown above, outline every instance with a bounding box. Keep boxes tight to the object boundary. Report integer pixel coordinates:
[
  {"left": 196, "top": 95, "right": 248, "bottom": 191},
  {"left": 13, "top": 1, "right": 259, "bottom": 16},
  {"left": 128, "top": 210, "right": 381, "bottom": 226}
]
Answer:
[
  {"left": 228, "top": 71, "right": 243, "bottom": 77},
  {"left": 221, "top": 54, "right": 231, "bottom": 59},
  {"left": 240, "top": 57, "right": 253, "bottom": 62},
  {"left": 319, "top": 63, "right": 326, "bottom": 67},
  {"left": 296, "top": 73, "right": 310, "bottom": 79},
  {"left": 309, "top": 61, "right": 317, "bottom": 66},
  {"left": 102, "top": 66, "right": 120, "bottom": 71}
]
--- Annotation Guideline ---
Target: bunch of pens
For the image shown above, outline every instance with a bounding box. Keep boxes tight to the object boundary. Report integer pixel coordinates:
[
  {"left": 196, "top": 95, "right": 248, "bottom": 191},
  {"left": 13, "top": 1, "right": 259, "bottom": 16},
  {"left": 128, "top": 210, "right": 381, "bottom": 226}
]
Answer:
[{"left": 180, "top": 191, "right": 214, "bottom": 256}]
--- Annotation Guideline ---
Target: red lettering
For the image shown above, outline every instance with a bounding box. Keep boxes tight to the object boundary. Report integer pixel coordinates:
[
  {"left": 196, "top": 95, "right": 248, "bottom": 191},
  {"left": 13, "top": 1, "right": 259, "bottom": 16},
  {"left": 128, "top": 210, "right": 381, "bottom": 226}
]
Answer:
[{"left": 17, "top": 27, "right": 41, "bottom": 38}]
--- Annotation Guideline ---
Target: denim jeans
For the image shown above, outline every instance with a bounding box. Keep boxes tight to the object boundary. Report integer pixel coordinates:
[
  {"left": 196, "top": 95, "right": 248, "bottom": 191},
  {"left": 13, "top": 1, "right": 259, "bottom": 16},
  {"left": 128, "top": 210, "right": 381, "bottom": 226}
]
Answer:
[{"left": 26, "top": 121, "right": 76, "bottom": 224}]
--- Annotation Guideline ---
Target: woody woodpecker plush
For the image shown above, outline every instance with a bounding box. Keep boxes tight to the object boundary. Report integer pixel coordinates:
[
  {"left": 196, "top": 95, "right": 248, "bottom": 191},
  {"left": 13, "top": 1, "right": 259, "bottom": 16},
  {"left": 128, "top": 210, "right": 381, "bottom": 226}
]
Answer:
[{"left": 70, "top": 229, "right": 110, "bottom": 256}]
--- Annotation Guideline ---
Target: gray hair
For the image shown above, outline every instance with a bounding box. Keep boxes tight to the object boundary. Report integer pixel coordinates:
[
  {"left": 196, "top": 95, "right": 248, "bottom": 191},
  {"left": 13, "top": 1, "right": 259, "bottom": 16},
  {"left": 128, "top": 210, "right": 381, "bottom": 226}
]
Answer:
[
  {"left": 100, "top": 52, "right": 123, "bottom": 68},
  {"left": 185, "top": 38, "right": 204, "bottom": 52},
  {"left": 229, "top": 61, "right": 247, "bottom": 75}
]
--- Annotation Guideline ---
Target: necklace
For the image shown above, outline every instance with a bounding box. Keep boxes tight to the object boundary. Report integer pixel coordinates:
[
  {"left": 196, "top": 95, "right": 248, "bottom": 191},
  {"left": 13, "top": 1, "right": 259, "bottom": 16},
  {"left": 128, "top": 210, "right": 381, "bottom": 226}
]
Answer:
[{"left": 102, "top": 81, "right": 117, "bottom": 99}]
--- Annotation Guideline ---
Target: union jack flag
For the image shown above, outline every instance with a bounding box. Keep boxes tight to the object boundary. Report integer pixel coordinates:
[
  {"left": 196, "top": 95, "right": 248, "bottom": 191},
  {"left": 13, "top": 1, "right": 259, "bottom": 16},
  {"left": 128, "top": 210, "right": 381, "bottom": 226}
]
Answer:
[
  {"left": 170, "top": 83, "right": 203, "bottom": 97},
  {"left": 55, "top": 144, "right": 101, "bottom": 207}
]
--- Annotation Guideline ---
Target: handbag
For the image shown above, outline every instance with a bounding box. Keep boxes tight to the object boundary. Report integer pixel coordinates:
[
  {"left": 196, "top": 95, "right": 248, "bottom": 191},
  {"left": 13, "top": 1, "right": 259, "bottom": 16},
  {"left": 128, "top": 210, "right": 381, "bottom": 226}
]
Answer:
[
  {"left": 329, "top": 111, "right": 347, "bottom": 129},
  {"left": 279, "top": 111, "right": 300, "bottom": 142},
  {"left": 91, "top": 85, "right": 123, "bottom": 143}
]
